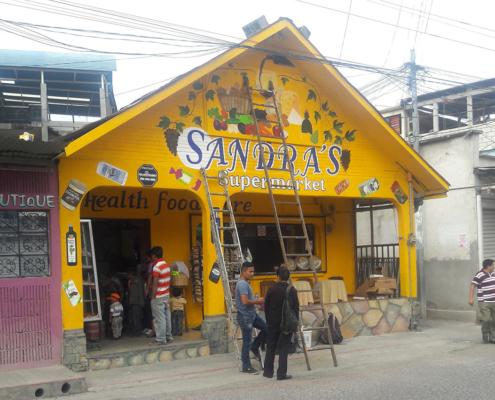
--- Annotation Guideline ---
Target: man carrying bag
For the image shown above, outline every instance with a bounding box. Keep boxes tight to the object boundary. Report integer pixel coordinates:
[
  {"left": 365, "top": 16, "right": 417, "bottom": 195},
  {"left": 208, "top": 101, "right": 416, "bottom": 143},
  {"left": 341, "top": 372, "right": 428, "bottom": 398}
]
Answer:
[{"left": 263, "top": 266, "right": 299, "bottom": 381}]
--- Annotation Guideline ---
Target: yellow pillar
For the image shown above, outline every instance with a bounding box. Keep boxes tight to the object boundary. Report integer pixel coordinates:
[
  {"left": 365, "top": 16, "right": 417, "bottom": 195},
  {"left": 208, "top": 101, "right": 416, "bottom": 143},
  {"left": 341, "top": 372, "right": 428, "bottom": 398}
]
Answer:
[
  {"left": 396, "top": 199, "right": 417, "bottom": 298},
  {"left": 59, "top": 159, "right": 84, "bottom": 330},
  {"left": 201, "top": 196, "right": 226, "bottom": 317}
]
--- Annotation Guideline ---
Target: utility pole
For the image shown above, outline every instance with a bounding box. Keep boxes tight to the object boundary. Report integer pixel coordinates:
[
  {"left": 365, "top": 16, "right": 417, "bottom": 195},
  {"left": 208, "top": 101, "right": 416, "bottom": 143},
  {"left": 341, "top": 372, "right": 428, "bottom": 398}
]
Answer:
[
  {"left": 407, "top": 49, "right": 421, "bottom": 152},
  {"left": 406, "top": 48, "right": 425, "bottom": 327}
]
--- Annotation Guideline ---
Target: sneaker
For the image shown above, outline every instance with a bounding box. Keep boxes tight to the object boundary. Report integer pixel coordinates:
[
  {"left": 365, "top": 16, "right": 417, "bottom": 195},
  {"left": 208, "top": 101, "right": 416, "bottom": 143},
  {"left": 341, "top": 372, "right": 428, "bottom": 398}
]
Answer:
[
  {"left": 152, "top": 339, "right": 167, "bottom": 345},
  {"left": 242, "top": 367, "right": 258, "bottom": 374},
  {"left": 167, "top": 337, "right": 174, "bottom": 343}
]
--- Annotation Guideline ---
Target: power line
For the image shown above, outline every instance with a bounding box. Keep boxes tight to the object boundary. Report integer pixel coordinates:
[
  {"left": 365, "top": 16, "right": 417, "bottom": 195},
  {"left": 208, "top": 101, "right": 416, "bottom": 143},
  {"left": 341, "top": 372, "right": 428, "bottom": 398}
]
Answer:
[
  {"left": 297, "top": 0, "right": 495, "bottom": 53},
  {"left": 339, "top": 0, "right": 353, "bottom": 58}
]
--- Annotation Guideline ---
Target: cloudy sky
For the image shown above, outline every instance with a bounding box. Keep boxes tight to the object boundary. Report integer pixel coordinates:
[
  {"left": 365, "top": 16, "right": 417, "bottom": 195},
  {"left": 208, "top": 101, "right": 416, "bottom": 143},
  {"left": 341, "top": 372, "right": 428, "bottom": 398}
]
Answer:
[{"left": 1, "top": 0, "right": 494, "bottom": 108}]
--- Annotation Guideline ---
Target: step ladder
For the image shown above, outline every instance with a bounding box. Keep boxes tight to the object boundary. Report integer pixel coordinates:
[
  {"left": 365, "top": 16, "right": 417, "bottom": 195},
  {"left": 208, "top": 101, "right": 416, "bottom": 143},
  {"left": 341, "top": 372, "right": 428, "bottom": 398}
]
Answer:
[
  {"left": 248, "top": 87, "right": 338, "bottom": 370},
  {"left": 200, "top": 168, "right": 263, "bottom": 370}
]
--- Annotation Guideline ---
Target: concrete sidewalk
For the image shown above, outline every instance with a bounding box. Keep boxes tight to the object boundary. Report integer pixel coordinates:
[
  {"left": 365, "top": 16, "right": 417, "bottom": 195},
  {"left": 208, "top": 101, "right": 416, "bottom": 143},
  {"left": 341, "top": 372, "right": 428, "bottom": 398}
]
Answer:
[{"left": 42, "top": 319, "right": 495, "bottom": 400}]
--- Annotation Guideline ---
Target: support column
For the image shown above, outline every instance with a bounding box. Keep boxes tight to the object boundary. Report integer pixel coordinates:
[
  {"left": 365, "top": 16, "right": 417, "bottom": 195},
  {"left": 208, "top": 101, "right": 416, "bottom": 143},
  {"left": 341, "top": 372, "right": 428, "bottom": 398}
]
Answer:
[
  {"left": 432, "top": 102, "right": 439, "bottom": 132},
  {"left": 58, "top": 159, "right": 88, "bottom": 371},
  {"left": 200, "top": 197, "right": 229, "bottom": 353},
  {"left": 396, "top": 198, "right": 417, "bottom": 298},
  {"left": 99, "top": 74, "right": 109, "bottom": 117}
]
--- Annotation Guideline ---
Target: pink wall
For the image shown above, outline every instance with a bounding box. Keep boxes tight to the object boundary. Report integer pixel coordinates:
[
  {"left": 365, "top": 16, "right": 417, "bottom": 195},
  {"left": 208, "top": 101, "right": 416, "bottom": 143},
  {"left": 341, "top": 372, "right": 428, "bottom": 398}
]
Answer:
[{"left": 0, "top": 165, "right": 62, "bottom": 369}]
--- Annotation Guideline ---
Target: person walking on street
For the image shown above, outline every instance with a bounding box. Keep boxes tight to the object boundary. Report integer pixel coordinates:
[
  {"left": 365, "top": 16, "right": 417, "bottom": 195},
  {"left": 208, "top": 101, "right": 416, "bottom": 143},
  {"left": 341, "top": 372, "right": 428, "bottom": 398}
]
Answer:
[
  {"left": 235, "top": 261, "right": 267, "bottom": 373},
  {"left": 469, "top": 258, "right": 495, "bottom": 343},
  {"left": 263, "top": 266, "right": 299, "bottom": 381},
  {"left": 150, "top": 246, "right": 173, "bottom": 344}
]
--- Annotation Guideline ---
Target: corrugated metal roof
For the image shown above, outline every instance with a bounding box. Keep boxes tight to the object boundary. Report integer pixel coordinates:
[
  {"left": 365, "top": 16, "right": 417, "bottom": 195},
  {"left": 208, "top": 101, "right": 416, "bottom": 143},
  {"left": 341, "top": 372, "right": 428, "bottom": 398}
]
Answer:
[
  {"left": 0, "top": 135, "right": 65, "bottom": 163},
  {"left": 0, "top": 49, "right": 116, "bottom": 72}
]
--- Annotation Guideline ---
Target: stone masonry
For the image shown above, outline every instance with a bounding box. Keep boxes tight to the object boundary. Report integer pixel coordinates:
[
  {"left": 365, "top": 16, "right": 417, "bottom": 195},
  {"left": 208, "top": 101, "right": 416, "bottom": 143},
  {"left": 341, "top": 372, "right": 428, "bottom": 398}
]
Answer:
[{"left": 63, "top": 329, "right": 89, "bottom": 372}]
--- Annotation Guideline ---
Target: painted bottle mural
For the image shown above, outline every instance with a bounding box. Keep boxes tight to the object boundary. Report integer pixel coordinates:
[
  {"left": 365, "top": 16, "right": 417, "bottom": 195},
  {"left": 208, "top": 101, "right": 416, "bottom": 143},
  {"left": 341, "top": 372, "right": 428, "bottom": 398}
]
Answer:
[{"left": 66, "top": 225, "right": 77, "bottom": 266}]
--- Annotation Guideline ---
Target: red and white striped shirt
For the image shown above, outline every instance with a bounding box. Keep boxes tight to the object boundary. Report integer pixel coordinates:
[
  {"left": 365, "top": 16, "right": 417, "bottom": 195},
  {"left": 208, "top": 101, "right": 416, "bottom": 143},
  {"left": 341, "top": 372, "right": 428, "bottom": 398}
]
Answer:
[{"left": 152, "top": 259, "right": 171, "bottom": 298}]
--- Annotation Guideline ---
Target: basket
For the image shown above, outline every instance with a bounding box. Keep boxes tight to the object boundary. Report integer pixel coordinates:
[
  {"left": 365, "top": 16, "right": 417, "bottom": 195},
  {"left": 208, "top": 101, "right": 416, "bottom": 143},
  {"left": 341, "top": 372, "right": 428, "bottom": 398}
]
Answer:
[
  {"left": 171, "top": 273, "right": 189, "bottom": 287},
  {"left": 218, "top": 94, "right": 251, "bottom": 114}
]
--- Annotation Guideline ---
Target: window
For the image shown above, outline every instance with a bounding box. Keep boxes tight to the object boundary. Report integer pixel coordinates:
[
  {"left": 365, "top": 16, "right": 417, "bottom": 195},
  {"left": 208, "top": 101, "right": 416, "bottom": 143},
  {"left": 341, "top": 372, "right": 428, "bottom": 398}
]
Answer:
[
  {"left": 0, "top": 211, "right": 50, "bottom": 278},
  {"left": 234, "top": 223, "right": 316, "bottom": 274}
]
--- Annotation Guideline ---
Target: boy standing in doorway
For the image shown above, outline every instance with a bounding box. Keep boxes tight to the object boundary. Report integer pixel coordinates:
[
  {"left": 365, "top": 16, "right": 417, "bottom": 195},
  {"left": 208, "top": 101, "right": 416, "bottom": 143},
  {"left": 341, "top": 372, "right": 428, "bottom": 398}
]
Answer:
[{"left": 150, "top": 246, "right": 173, "bottom": 344}]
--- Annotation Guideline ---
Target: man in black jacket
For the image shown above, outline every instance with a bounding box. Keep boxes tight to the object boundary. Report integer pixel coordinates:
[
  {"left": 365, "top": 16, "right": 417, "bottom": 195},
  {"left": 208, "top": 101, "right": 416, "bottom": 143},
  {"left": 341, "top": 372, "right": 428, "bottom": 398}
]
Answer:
[{"left": 263, "top": 266, "right": 299, "bottom": 380}]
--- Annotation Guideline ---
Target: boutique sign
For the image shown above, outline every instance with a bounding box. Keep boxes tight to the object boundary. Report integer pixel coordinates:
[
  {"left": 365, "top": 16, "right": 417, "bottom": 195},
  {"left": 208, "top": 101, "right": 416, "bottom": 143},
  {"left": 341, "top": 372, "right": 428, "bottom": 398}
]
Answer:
[{"left": 176, "top": 128, "right": 343, "bottom": 178}]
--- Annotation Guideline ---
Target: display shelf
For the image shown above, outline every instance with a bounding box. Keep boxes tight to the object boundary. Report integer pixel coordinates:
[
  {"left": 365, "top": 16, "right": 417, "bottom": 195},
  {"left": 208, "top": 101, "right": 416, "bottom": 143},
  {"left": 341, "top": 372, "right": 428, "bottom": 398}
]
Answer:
[{"left": 81, "top": 219, "right": 102, "bottom": 322}]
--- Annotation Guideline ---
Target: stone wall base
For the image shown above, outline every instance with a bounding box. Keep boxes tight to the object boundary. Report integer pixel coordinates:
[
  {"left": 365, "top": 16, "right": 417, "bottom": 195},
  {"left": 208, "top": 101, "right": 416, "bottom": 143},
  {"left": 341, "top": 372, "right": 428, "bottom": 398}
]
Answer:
[
  {"left": 201, "top": 315, "right": 228, "bottom": 354},
  {"left": 62, "top": 329, "right": 88, "bottom": 372},
  {"left": 325, "top": 298, "right": 411, "bottom": 338}
]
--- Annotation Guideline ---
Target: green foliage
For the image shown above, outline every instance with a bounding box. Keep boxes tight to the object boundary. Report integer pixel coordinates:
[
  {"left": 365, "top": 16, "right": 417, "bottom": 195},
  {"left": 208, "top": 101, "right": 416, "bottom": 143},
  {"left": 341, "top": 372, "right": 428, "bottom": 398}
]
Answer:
[
  {"left": 281, "top": 77, "right": 289, "bottom": 86},
  {"left": 333, "top": 120, "right": 344, "bottom": 133},
  {"left": 314, "top": 111, "right": 321, "bottom": 122},
  {"left": 193, "top": 116, "right": 202, "bottom": 126},
  {"left": 175, "top": 122, "right": 185, "bottom": 132},
  {"left": 179, "top": 105, "right": 190, "bottom": 116},
  {"left": 322, "top": 101, "right": 329, "bottom": 111},
  {"left": 158, "top": 116, "right": 170, "bottom": 129},
  {"left": 307, "top": 89, "right": 317, "bottom": 101},
  {"left": 205, "top": 89, "right": 215, "bottom": 101},
  {"left": 345, "top": 129, "right": 357, "bottom": 141},
  {"left": 324, "top": 130, "right": 332, "bottom": 142},
  {"left": 311, "top": 130, "right": 319, "bottom": 144},
  {"left": 188, "top": 91, "right": 196, "bottom": 100},
  {"left": 193, "top": 80, "right": 203, "bottom": 90},
  {"left": 208, "top": 107, "right": 221, "bottom": 119},
  {"left": 328, "top": 110, "right": 337, "bottom": 118},
  {"left": 211, "top": 74, "right": 220, "bottom": 84},
  {"left": 334, "top": 135, "right": 343, "bottom": 145}
]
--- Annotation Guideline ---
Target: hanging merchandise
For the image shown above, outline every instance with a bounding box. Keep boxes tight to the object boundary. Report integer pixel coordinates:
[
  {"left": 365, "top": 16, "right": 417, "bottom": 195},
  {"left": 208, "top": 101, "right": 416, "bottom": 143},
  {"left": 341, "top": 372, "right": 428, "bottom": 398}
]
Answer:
[
  {"left": 191, "top": 245, "right": 203, "bottom": 303},
  {"left": 208, "top": 263, "right": 221, "bottom": 283},
  {"left": 66, "top": 225, "right": 77, "bottom": 266}
]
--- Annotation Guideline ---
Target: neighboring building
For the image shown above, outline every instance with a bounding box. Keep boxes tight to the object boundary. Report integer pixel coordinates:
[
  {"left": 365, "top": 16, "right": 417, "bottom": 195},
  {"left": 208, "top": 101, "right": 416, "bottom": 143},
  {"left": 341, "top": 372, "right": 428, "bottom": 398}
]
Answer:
[
  {"left": 0, "top": 49, "right": 116, "bottom": 142},
  {"left": 381, "top": 78, "right": 495, "bottom": 321},
  {"left": 54, "top": 19, "right": 447, "bottom": 371},
  {"left": 0, "top": 137, "right": 65, "bottom": 369},
  {"left": 0, "top": 50, "right": 116, "bottom": 371}
]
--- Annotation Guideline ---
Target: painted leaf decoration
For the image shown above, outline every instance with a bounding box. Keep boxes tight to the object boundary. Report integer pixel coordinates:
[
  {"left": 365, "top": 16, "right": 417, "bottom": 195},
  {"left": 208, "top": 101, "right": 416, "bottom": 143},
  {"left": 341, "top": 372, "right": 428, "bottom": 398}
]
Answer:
[
  {"left": 333, "top": 120, "right": 344, "bottom": 133},
  {"left": 329, "top": 110, "right": 337, "bottom": 118},
  {"left": 211, "top": 74, "right": 220, "bottom": 84},
  {"left": 322, "top": 101, "right": 329, "bottom": 111},
  {"left": 179, "top": 105, "right": 190, "bottom": 116},
  {"left": 205, "top": 89, "right": 215, "bottom": 101},
  {"left": 193, "top": 116, "right": 202, "bottom": 126},
  {"left": 188, "top": 91, "right": 196, "bottom": 100},
  {"left": 314, "top": 111, "right": 321, "bottom": 122},
  {"left": 281, "top": 77, "right": 289, "bottom": 86},
  {"left": 176, "top": 122, "right": 185, "bottom": 132},
  {"left": 307, "top": 89, "right": 317, "bottom": 101},
  {"left": 302, "top": 76, "right": 307, "bottom": 82},
  {"left": 193, "top": 80, "right": 203, "bottom": 90},
  {"left": 208, "top": 107, "right": 221, "bottom": 119},
  {"left": 158, "top": 116, "right": 170, "bottom": 129},
  {"left": 345, "top": 129, "right": 357, "bottom": 141},
  {"left": 324, "top": 130, "right": 332, "bottom": 142},
  {"left": 334, "top": 135, "right": 343, "bottom": 145},
  {"left": 311, "top": 130, "right": 319, "bottom": 144}
]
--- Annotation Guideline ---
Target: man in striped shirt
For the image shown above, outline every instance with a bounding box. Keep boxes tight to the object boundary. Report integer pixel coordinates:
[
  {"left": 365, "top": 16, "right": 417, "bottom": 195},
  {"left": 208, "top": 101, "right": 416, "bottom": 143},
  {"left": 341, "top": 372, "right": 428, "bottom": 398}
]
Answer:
[
  {"left": 150, "top": 246, "right": 173, "bottom": 344},
  {"left": 469, "top": 258, "right": 495, "bottom": 343}
]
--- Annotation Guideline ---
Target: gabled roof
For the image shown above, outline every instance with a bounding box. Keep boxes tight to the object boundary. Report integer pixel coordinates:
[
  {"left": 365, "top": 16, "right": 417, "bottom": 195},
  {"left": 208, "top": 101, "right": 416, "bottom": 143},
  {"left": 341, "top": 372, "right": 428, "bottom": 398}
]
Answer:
[{"left": 62, "top": 18, "right": 449, "bottom": 197}]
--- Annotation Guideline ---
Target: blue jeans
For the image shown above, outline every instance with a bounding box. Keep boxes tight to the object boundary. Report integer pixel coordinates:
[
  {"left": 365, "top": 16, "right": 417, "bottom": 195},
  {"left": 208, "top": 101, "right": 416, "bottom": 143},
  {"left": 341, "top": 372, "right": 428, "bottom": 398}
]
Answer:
[
  {"left": 151, "top": 296, "right": 172, "bottom": 342},
  {"left": 237, "top": 313, "right": 267, "bottom": 370}
]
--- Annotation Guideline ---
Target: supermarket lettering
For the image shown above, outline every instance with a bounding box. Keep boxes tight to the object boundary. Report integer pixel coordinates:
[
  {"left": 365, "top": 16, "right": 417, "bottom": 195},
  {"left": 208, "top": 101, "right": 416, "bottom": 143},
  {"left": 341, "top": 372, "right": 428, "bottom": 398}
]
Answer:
[{"left": 177, "top": 128, "right": 342, "bottom": 177}]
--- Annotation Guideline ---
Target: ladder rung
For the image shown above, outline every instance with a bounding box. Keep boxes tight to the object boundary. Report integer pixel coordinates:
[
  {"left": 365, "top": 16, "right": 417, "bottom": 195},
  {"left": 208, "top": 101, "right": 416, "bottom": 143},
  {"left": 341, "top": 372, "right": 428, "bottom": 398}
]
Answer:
[
  {"left": 219, "top": 226, "right": 235, "bottom": 230},
  {"left": 286, "top": 253, "right": 311, "bottom": 257},
  {"left": 210, "top": 192, "right": 227, "bottom": 196},
  {"left": 281, "top": 235, "right": 307, "bottom": 239},
  {"left": 276, "top": 201, "right": 298, "bottom": 205},
  {"left": 300, "top": 326, "right": 329, "bottom": 332},
  {"left": 307, "top": 346, "right": 335, "bottom": 352},
  {"left": 278, "top": 217, "right": 303, "bottom": 221},
  {"left": 222, "top": 244, "right": 240, "bottom": 248},
  {"left": 214, "top": 209, "right": 230, "bottom": 213},
  {"left": 252, "top": 102, "right": 276, "bottom": 108},
  {"left": 250, "top": 87, "right": 273, "bottom": 94},
  {"left": 205, "top": 175, "right": 222, "bottom": 180}
]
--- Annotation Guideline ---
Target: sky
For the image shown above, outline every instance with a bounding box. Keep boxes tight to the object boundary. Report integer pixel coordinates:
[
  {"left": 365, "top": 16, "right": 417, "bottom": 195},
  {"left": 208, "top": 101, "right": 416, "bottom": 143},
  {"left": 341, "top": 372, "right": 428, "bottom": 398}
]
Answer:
[{"left": 1, "top": 0, "right": 494, "bottom": 109}]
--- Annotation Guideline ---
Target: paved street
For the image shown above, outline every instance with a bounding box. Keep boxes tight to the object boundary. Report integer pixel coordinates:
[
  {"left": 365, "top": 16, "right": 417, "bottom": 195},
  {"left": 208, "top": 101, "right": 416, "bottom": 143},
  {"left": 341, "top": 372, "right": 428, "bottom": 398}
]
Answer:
[{"left": 50, "top": 320, "right": 495, "bottom": 400}]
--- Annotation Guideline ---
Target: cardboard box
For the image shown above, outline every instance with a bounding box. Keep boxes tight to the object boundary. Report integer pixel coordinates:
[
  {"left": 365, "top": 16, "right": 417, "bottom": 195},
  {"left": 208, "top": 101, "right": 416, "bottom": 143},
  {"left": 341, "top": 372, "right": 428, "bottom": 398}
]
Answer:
[{"left": 354, "top": 277, "right": 397, "bottom": 298}]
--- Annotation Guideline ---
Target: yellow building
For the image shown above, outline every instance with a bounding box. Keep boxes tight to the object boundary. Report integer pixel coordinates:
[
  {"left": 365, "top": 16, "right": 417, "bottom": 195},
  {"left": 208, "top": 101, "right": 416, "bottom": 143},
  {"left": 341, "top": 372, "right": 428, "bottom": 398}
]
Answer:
[{"left": 56, "top": 19, "right": 448, "bottom": 370}]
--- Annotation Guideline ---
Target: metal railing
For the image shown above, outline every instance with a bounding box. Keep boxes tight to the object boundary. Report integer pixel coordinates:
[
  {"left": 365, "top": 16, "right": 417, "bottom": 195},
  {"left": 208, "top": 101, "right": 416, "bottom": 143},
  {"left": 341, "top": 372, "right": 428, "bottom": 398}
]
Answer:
[{"left": 356, "top": 243, "right": 400, "bottom": 295}]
